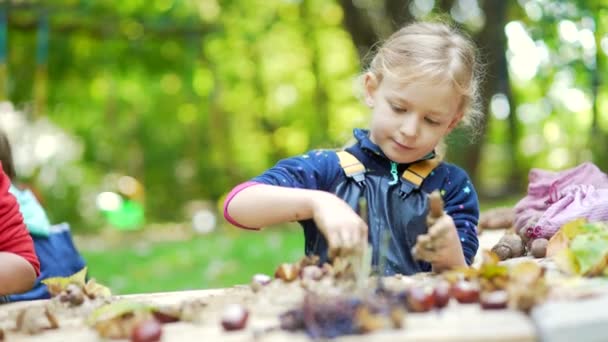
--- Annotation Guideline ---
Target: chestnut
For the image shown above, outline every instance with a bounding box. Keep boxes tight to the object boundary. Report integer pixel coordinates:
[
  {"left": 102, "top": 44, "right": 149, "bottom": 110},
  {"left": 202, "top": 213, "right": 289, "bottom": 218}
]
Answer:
[
  {"left": 433, "top": 281, "right": 451, "bottom": 309},
  {"left": 221, "top": 304, "right": 249, "bottom": 331},
  {"left": 451, "top": 280, "right": 480, "bottom": 304},
  {"left": 480, "top": 290, "right": 508, "bottom": 310},
  {"left": 407, "top": 286, "right": 435, "bottom": 312},
  {"left": 131, "top": 319, "right": 162, "bottom": 342}
]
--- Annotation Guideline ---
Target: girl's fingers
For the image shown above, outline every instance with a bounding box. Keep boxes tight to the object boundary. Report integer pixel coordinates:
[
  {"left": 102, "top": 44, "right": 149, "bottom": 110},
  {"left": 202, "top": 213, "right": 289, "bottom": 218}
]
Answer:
[
  {"left": 338, "top": 229, "right": 351, "bottom": 249},
  {"left": 359, "top": 223, "right": 368, "bottom": 242}
]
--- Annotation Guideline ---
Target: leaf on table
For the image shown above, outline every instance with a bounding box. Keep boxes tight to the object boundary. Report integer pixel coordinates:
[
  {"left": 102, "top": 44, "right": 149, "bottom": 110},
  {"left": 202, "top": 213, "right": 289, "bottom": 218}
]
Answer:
[
  {"left": 86, "top": 300, "right": 152, "bottom": 326},
  {"left": 83, "top": 278, "right": 112, "bottom": 298},
  {"left": 553, "top": 248, "right": 580, "bottom": 275},
  {"left": 570, "top": 233, "right": 608, "bottom": 276},
  {"left": 547, "top": 229, "right": 570, "bottom": 258},
  {"left": 41, "top": 267, "right": 88, "bottom": 296}
]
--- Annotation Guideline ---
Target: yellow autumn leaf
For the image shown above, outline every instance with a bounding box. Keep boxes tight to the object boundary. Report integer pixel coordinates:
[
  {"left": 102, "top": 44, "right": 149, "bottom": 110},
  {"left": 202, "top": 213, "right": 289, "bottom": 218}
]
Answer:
[
  {"left": 86, "top": 300, "right": 152, "bottom": 326},
  {"left": 562, "top": 219, "right": 588, "bottom": 239},
  {"left": 553, "top": 248, "right": 580, "bottom": 275},
  {"left": 547, "top": 219, "right": 588, "bottom": 258},
  {"left": 41, "top": 267, "right": 88, "bottom": 296}
]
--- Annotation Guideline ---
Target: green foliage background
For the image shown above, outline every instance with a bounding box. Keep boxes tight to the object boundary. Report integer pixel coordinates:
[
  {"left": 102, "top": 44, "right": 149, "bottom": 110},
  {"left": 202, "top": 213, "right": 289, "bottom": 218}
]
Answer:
[
  {"left": 3, "top": 0, "right": 607, "bottom": 229},
  {"left": 1, "top": 0, "right": 607, "bottom": 292}
]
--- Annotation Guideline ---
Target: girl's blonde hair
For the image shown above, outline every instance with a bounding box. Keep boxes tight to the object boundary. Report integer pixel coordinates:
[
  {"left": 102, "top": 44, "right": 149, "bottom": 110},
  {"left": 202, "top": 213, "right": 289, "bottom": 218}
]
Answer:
[{"left": 366, "top": 21, "right": 484, "bottom": 134}]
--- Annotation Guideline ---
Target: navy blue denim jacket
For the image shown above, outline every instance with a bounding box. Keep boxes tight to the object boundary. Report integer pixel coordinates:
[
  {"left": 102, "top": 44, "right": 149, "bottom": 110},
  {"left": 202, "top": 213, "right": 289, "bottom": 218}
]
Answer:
[{"left": 253, "top": 129, "right": 479, "bottom": 274}]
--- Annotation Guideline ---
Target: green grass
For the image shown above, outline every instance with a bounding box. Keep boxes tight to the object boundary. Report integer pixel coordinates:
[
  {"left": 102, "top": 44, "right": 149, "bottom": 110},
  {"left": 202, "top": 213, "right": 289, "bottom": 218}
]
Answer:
[{"left": 81, "top": 226, "right": 304, "bottom": 295}]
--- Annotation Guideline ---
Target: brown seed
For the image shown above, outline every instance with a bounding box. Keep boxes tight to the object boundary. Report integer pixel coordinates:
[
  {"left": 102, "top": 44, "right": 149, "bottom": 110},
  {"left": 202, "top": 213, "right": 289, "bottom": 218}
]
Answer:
[
  {"left": 530, "top": 238, "right": 549, "bottom": 258},
  {"left": 131, "top": 319, "right": 162, "bottom": 342},
  {"left": 407, "top": 286, "right": 435, "bottom": 312},
  {"left": 452, "top": 281, "right": 480, "bottom": 304},
  {"left": 480, "top": 290, "right": 508, "bottom": 310},
  {"left": 433, "top": 281, "right": 451, "bottom": 309},
  {"left": 221, "top": 304, "right": 249, "bottom": 331},
  {"left": 250, "top": 273, "right": 272, "bottom": 292},
  {"left": 491, "top": 244, "right": 512, "bottom": 261}
]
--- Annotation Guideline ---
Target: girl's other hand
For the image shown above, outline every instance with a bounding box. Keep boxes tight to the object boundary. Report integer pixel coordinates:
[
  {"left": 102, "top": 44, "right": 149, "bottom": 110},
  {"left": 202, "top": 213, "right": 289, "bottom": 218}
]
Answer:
[
  {"left": 311, "top": 192, "right": 368, "bottom": 258},
  {"left": 424, "top": 215, "right": 466, "bottom": 271}
]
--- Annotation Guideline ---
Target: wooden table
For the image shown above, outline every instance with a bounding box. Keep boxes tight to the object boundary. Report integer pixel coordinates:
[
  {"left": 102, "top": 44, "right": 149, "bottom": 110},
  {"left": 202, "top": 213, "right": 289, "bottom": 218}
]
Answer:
[{"left": 0, "top": 285, "right": 537, "bottom": 342}]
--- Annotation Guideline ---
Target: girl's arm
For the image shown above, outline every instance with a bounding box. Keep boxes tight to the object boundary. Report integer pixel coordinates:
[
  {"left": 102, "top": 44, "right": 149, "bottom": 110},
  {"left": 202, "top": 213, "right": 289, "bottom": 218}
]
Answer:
[
  {"left": 225, "top": 184, "right": 367, "bottom": 251},
  {"left": 226, "top": 183, "right": 322, "bottom": 228},
  {"left": 0, "top": 252, "right": 37, "bottom": 295}
]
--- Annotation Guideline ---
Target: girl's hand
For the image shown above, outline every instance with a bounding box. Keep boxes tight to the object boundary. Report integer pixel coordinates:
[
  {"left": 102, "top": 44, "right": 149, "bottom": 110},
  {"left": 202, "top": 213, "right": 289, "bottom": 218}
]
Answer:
[
  {"left": 418, "top": 215, "right": 466, "bottom": 272},
  {"left": 311, "top": 192, "right": 368, "bottom": 258}
]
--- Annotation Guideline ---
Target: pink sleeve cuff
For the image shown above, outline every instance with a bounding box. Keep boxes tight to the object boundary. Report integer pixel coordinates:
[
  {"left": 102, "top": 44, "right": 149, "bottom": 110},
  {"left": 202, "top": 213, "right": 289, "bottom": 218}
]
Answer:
[{"left": 223, "top": 181, "right": 262, "bottom": 230}]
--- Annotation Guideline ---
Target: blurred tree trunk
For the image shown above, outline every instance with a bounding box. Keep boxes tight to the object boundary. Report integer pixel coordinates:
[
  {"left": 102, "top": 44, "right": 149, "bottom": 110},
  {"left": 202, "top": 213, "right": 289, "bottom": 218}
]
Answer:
[
  {"left": 463, "top": 0, "right": 512, "bottom": 193},
  {"left": 338, "top": 0, "right": 412, "bottom": 62}
]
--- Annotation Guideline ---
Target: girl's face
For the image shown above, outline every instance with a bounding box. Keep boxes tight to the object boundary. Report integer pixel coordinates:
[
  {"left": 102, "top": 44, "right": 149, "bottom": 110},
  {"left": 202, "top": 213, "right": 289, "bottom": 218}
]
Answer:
[{"left": 364, "top": 73, "right": 464, "bottom": 164}]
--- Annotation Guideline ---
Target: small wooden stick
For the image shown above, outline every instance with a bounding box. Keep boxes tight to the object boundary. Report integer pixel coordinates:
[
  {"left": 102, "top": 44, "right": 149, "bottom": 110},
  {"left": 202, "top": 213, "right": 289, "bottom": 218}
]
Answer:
[{"left": 413, "top": 191, "right": 447, "bottom": 262}]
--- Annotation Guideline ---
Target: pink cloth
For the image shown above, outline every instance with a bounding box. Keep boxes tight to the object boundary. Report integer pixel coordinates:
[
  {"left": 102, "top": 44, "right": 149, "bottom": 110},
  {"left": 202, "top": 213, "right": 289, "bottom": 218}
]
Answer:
[
  {"left": 514, "top": 162, "right": 608, "bottom": 239},
  {"left": 223, "top": 181, "right": 262, "bottom": 230}
]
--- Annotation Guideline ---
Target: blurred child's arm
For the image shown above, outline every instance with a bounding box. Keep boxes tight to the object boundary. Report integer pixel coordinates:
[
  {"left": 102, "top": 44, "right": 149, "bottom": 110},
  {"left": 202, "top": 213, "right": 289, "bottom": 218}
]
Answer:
[
  {"left": 0, "top": 252, "right": 37, "bottom": 295},
  {"left": 0, "top": 165, "right": 40, "bottom": 295}
]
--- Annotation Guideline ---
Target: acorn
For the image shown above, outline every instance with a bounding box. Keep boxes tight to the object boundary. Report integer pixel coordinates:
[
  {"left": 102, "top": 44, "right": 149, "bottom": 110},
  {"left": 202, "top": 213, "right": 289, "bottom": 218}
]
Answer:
[
  {"left": 491, "top": 234, "right": 524, "bottom": 260},
  {"left": 530, "top": 238, "right": 548, "bottom": 258}
]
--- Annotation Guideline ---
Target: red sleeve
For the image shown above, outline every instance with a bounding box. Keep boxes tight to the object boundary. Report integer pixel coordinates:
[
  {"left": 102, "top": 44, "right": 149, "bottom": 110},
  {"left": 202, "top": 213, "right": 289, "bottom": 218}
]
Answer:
[{"left": 0, "top": 164, "right": 40, "bottom": 276}]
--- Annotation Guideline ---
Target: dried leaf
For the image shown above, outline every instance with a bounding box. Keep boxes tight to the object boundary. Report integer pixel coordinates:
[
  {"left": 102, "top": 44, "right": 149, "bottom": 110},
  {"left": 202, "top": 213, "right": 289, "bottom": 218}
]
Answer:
[
  {"left": 87, "top": 301, "right": 156, "bottom": 339},
  {"left": 41, "top": 267, "right": 88, "bottom": 296},
  {"left": 561, "top": 219, "right": 588, "bottom": 239},
  {"left": 507, "top": 261, "right": 548, "bottom": 312},
  {"left": 15, "top": 307, "right": 60, "bottom": 334},
  {"left": 570, "top": 233, "right": 608, "bottom": 276},
  {"left": 86, "top": 300, "right": 151, "bottom": 326},
  {"left": 83, "top": 279, "right": 112, "bottom": 298},
  {"left": 509, "top": 261, "right": 543, "bottom": 281},
  {"left": 546, "top": 229, "right": 570, "bottom": 258},
  {"left": 553, "top": 248, "right": 580, "bottom": 275}
]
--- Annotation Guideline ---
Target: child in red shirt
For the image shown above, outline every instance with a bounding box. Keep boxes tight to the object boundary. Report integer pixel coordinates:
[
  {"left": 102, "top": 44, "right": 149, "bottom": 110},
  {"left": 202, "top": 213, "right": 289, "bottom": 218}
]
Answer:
[{"left": 0, "top": 163, "right": 40, "bottom": 296}]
